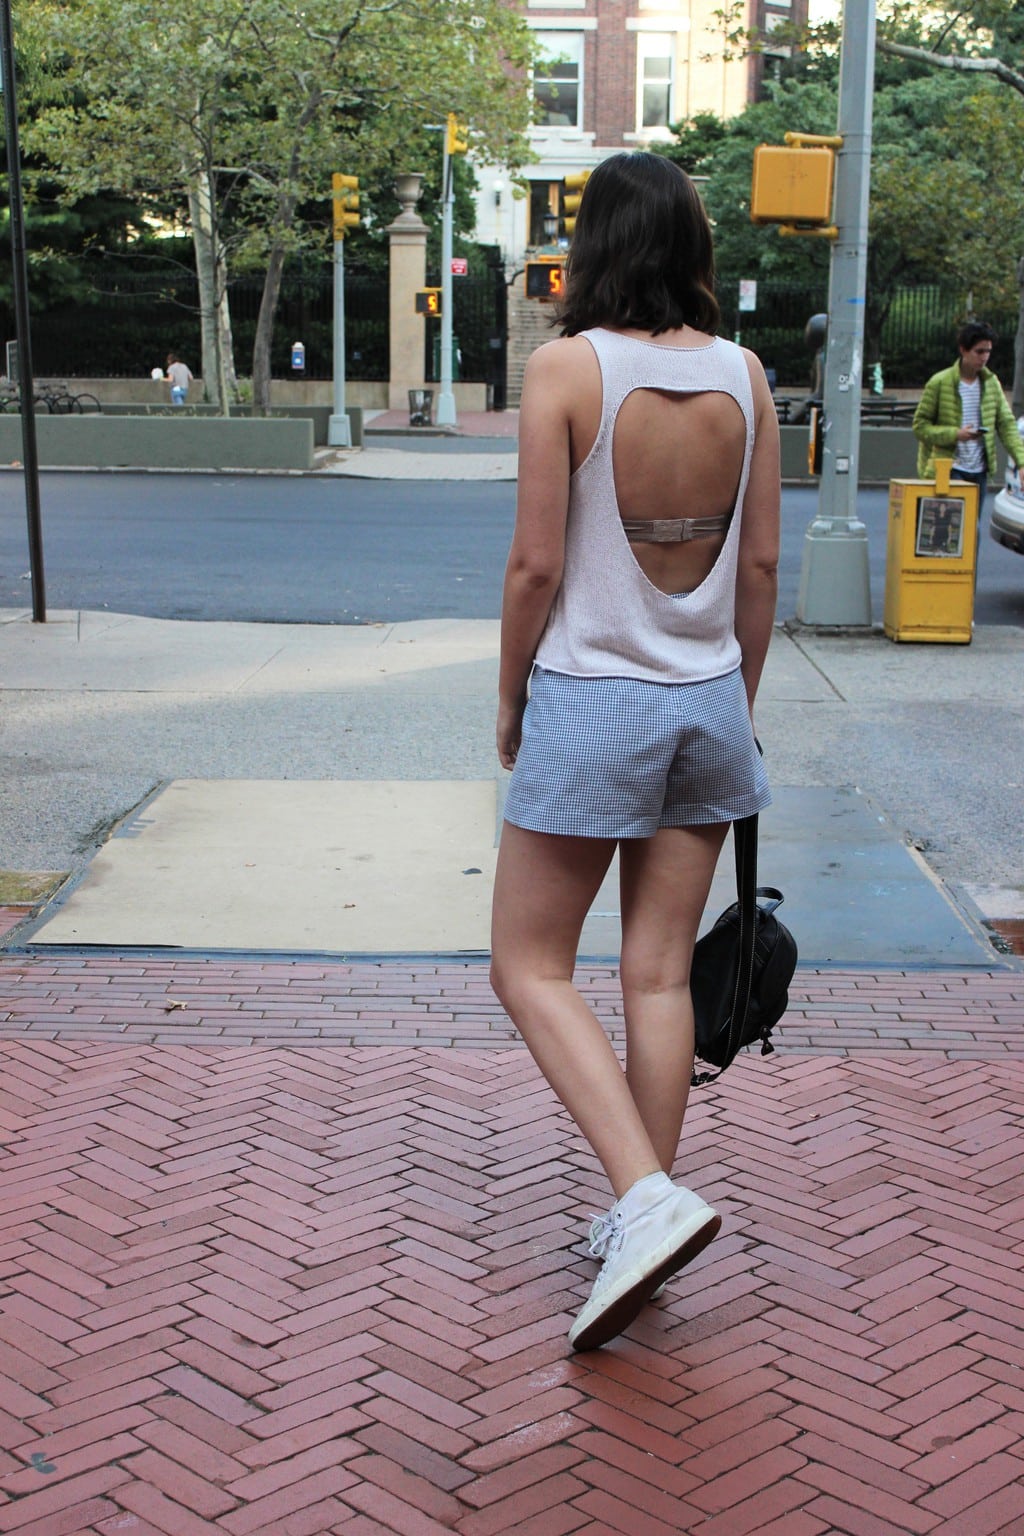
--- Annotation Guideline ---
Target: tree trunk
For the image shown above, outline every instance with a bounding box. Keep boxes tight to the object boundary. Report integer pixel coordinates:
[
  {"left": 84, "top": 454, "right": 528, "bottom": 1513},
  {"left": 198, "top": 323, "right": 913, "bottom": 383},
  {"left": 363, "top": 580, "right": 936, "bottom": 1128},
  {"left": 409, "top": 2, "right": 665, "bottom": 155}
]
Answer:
[
  {"left": 1014, "top": 255, "right": 1024, "bottom": 416},
  {"left": 252, "top": 238, "right": 289, "bottom": 417},
  {"left": 216, "top": 265, "right": 238, "bottom": 402},
  {"left": 188, "top": 169, "right": 236, "bottom": 414}
]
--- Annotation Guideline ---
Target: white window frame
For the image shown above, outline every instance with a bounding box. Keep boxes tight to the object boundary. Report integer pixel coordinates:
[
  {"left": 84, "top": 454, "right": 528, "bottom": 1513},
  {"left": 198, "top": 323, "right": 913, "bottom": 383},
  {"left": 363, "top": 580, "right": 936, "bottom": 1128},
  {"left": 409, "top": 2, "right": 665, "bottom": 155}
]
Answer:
[
  {"left": 636, "top": 32, "right": 674, "bottom": 135},
  {"left": 532, "top": 30, "right": 585, "bottom": 131}
]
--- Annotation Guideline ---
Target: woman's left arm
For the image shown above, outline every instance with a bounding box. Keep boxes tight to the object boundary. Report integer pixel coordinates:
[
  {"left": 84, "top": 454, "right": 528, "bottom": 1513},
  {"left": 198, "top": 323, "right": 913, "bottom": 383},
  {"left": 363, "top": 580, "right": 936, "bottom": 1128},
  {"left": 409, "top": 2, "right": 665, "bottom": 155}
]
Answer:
[
  {"left": 496, "top": 342, "right": 574, "bottom": 769},
  {"left": 735, "top": 352, "right": 781, "bottom": 719}
]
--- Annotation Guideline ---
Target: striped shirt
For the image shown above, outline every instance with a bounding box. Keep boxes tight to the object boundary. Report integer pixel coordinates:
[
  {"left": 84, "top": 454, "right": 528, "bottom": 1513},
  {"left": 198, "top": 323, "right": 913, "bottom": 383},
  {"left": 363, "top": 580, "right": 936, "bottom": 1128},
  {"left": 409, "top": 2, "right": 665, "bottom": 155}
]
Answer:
[{"left": 955, "top": 378, "right": 985, "bottom": 472}]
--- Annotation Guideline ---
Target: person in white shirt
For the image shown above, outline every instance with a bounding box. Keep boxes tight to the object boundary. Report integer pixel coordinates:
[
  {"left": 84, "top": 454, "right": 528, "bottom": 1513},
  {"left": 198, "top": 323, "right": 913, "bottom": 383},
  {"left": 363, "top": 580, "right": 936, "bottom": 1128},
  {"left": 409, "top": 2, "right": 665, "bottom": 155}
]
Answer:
[
  {"left": 165, "top": 353, "right": 194, "bottom": 407},
  {"left": 490, "top": 153, "right": 780, "bottom": 1351}
]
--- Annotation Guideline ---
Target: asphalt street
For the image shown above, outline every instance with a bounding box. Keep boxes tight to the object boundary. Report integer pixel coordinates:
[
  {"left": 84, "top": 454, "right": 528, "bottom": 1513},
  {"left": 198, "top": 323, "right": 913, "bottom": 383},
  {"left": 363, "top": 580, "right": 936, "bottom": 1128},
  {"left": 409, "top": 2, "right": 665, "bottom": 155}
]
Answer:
[{"left": 1, "top": 469, "right": 1022, "bottom": 627}]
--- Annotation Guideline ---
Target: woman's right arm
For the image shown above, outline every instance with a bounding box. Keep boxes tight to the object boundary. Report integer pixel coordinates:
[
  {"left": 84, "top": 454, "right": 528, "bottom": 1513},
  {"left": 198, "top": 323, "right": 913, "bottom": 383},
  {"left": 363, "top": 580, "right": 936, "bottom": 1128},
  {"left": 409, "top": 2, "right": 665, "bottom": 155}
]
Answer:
[
  {"left": 496, "top": 342, "right": 574, "bottom": 769},
  {"left": 735, "top": 353, "right": 781, "bottom": 718}
]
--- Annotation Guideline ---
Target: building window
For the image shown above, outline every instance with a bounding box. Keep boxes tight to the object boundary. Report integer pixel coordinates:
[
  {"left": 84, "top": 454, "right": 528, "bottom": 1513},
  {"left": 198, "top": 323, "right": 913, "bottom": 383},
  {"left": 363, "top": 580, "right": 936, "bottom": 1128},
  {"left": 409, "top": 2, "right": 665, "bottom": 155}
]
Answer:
[
  {"left": 533, "top": 31, "right": 583, "bottom": 128},
  {"left": 637, "top": 34, "right": 674, "bottom": 131}
]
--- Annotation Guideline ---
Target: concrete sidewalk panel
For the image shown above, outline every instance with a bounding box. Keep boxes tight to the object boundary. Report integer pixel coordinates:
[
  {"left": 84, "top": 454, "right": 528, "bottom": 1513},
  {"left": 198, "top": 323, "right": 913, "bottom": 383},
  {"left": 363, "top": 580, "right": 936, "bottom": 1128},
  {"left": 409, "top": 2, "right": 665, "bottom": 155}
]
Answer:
[
  {"left": 28, "top": 778, "right": 993, "bottom": 966},
  {"left": 0, "top": 609, "right": 500, "bottom": 694},
  {"left": 31, "top": 780, "right": 498, "bottom": 952},
  {"left": 577, "top": 785, "right": 994, "bottom": 966},
  {"left": 795, "top": 627, "right": 1023, "bottom": 704}
]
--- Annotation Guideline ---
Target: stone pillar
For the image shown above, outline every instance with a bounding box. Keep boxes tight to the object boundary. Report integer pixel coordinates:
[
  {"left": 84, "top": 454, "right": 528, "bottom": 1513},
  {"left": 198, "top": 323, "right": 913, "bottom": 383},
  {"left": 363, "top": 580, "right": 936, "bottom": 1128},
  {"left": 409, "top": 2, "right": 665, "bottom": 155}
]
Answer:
[{"left": 387, "top": 173, "right": 428, "bottom": 412}]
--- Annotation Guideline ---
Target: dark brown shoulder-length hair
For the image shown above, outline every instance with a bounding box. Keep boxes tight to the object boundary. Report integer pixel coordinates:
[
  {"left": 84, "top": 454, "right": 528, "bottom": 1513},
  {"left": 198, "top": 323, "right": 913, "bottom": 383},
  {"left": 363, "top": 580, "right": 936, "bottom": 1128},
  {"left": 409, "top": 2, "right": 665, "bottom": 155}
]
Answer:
[{"left": 557, "top": 152, "right": 719, "bottom": 338}]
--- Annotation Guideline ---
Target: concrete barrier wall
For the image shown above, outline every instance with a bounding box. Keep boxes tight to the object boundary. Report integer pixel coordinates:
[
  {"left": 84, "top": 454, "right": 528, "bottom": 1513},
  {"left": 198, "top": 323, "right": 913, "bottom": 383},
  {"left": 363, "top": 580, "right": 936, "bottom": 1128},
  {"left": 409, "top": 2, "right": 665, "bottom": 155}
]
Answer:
[
  {"left": 95, "top": 404, "right": 361, "bottom": 449},
  {"left": 0, "top": 414, "right": 315, "bottom": 471},
  {"left": 780, "top": 426, "right": 1008, "bottom": 484}
]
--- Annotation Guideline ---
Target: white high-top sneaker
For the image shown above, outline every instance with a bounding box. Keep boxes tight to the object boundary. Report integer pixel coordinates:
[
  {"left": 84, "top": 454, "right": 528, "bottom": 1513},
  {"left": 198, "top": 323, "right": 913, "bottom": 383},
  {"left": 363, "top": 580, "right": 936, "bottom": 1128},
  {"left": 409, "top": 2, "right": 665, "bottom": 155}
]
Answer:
[
  {"left": 570, "top": 1172, "right": 720, "bottom": 1351},
  {"left": 587, "top": 1209, "right": 667, "bottom": 1300}
]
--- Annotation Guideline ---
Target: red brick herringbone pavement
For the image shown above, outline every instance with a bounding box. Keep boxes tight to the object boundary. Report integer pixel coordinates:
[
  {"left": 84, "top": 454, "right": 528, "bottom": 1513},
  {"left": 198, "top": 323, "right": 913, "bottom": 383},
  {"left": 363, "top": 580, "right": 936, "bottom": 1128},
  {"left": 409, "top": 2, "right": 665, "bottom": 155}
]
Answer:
[{"left": 0, "top": 956, "right": 1022, "bottom": 1535}]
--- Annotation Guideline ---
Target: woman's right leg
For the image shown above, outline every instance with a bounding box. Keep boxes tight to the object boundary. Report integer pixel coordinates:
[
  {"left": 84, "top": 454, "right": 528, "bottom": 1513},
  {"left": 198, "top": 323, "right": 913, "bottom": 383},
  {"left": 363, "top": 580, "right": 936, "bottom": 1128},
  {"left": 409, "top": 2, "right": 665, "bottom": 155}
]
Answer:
[{"left": 490, "top": 821, "right": 665, "bottom": 1200}]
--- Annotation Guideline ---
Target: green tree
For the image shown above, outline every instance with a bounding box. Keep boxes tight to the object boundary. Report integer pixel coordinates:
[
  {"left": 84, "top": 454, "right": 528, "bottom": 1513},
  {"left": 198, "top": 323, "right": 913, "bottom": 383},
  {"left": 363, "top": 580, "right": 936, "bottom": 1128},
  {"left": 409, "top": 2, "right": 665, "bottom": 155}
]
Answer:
[
  {"left": 871, "top": 0, "right": 1024, "bottom": 405},
  {"left": 21, "top": 0, "right": 534, "bottom": 411},
  {"left": 653, "top": 69, "right": 1024, "bottom": 369}
]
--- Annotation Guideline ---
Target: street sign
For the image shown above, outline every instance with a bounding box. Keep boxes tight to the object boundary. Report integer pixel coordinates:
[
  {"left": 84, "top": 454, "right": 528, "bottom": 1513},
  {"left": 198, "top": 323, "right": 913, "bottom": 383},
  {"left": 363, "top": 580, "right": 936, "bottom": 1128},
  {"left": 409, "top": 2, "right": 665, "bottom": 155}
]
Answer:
[
  {"left": 451, "top": 257, "right": 468, "bottom": 277},
  {"left": 738, "top": 279, "right": 757, "bottom": 312}
]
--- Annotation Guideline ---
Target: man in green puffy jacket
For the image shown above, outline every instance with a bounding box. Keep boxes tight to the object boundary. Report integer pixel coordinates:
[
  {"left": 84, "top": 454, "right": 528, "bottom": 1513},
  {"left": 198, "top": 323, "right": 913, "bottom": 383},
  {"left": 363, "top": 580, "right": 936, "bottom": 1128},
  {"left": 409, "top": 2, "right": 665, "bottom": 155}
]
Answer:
[{"left": 913, "top": 321, "right": 1024, "bottom": 519}]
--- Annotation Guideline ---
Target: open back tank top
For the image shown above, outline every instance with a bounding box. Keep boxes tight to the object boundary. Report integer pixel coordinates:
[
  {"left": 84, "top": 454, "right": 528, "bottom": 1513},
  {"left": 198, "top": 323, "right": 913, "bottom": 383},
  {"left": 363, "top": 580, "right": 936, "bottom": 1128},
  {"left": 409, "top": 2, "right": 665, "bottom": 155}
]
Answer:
[{"left": 533, "top": 327, "right": 756, "bottom": 684}]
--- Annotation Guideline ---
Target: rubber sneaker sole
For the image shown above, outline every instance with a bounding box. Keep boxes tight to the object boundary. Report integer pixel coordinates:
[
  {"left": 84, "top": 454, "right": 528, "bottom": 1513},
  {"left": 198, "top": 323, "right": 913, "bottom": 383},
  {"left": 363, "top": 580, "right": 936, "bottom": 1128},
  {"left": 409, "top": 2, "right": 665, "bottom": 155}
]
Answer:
[{"left": 569, "top": 1206, "right": 721, "bottom": 1352}]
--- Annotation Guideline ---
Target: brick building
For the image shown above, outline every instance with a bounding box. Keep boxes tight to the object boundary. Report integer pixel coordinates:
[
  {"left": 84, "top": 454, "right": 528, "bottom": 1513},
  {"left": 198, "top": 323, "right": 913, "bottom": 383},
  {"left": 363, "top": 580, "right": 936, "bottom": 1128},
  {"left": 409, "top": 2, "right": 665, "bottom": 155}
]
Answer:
[
  {"left": 476, "top": 0, "right": 806, "bottom": 263},
  {"left": 471, "top": 0, "right": 807, "bottom": 400}
]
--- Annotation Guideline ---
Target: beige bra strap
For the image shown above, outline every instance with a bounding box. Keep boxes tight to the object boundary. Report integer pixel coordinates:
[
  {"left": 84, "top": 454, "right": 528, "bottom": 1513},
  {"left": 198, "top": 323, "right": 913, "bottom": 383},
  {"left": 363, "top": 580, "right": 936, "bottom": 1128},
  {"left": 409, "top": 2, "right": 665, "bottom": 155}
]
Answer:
[{"left": 621, "top": 513, "right": 730, "bottom": 544}]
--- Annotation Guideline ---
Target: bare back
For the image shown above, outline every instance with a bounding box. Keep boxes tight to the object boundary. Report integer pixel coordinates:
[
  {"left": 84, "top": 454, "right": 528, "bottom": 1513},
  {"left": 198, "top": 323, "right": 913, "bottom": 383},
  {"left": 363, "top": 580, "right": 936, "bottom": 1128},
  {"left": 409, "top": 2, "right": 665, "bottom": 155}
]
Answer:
[{"left": 565, "top": 327, "right": 747, "bottom": 594}]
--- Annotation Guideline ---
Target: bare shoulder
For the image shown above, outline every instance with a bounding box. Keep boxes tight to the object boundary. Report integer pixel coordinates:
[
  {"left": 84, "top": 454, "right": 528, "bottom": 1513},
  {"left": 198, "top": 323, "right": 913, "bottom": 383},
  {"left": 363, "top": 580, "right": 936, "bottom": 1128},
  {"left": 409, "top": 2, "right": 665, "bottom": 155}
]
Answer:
[
  {"left": 740, "top": 346, "right": 770, "bottom": 388},
  {"left": 740, "top": 347, "right": 776, "bottom": 412},
  {"left": 523, "top": 334, "right": 596, "bottom": 389}
]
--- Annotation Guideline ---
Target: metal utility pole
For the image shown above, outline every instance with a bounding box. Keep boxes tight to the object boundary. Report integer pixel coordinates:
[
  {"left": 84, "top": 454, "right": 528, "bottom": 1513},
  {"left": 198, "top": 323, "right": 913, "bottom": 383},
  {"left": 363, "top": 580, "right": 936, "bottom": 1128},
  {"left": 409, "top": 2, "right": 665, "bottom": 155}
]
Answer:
[
  {"left": 327, "top": 231, "right": 351, "bottom": 447},
  {"left": 795, "top": 0, "right": 875, "bottom": 627},
  {"left": 328, "top": 173, "right": 358, "bottom": 449},
  {"left": 0, "top": 0, "right": 45, "bottom": 621},
  {"left": 436, "top": 136, "right": 457, "bottom": 428}
]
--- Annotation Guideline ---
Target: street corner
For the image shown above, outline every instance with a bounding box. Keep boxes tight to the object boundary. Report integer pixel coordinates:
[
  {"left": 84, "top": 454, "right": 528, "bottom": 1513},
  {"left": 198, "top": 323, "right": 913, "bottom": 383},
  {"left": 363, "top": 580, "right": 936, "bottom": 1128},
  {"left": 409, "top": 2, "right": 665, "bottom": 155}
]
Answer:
[{"left": 0, "top": 870, "right": 69, "bottom": 944}]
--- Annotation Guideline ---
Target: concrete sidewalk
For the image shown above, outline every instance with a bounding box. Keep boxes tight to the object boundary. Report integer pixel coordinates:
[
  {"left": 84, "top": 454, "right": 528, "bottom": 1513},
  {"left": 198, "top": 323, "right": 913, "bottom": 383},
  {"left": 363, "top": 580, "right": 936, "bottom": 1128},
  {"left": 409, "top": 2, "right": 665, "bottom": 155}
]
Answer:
[
  {"left": 2, "top": 608, "right": 1021, "bottom": 963},
  {"left": 1, "top": 586, "right": 1023, "bottom": 1532}
]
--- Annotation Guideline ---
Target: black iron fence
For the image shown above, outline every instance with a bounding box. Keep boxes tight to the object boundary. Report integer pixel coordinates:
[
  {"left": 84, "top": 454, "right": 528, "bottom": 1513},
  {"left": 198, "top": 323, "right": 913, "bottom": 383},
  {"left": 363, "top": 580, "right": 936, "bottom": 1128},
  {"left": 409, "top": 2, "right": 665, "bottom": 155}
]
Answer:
[
  {"left": 718, "top": 278, "right": 1018, "bottom": 389},
  {"left": 6, "top": 261, "right": 509, "bottom": 389},
  {"left": 424, "top": 266, "right": 508, "bottom": 406},
  {"left": 5, "top": 262, "right": 1019, "bottom": 394},
  {"left": 3, "top": 266, "right": 390, "bottom": 382}
]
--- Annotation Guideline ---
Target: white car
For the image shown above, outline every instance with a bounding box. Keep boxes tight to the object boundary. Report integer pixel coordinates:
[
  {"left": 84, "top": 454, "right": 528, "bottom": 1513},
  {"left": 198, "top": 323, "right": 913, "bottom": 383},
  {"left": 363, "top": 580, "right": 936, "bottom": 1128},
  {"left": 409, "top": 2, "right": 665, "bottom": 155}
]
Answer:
[{"left": 991, "top": 419, "right": 1024, "bottom": 555}]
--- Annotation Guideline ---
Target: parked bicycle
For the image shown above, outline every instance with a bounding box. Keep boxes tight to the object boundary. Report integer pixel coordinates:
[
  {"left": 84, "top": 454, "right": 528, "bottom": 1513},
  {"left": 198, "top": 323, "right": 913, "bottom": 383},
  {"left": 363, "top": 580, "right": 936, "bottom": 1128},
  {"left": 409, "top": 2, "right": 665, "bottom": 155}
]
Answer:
[{"left": 0, "top": 380, "right": 102, "bottom": 414}]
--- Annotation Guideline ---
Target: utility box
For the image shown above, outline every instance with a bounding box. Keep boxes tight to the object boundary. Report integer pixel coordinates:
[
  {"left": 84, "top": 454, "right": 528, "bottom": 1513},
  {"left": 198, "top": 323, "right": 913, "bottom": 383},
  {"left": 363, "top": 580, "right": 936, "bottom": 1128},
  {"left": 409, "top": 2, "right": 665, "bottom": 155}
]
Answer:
[
  {"left": 884, "top": 460, "right": 978, "bottom": 643},
  {"left": 751, "top": 145, "right": 835, "bottom": 224}
]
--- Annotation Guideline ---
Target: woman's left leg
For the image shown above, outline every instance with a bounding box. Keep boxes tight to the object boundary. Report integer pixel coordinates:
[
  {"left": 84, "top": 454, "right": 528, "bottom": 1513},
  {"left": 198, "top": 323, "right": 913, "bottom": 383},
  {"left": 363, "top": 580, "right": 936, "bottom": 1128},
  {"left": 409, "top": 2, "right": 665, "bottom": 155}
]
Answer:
[{"left": 618, "top": 822, "right": 730, "bottom": 1172}]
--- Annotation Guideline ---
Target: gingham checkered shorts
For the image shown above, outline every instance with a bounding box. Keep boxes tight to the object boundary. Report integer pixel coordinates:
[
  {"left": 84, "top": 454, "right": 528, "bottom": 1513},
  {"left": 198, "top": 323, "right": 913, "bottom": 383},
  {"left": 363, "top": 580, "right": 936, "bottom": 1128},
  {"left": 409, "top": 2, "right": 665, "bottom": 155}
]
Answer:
[{"left": 503, "top": 665, "right": 771, "bottom": 838}]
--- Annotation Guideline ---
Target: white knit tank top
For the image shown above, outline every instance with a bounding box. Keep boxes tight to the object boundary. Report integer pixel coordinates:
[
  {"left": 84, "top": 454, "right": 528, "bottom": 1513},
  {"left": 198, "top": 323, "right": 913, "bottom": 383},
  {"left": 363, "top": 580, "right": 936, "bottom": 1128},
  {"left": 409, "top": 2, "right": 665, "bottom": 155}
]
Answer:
[{"left": 533, "top": 327, "right": 756, "bottom": 684}]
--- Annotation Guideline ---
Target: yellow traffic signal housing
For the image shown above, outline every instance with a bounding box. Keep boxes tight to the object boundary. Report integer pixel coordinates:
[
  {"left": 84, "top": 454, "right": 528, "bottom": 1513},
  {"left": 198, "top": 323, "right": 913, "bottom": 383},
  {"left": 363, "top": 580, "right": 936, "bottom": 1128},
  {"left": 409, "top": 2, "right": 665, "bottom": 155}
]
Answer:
[
  {"left": 751, "top": 145, "right": 835, "bottom": 225},
  {"left": 525, "top": 261, "right": 565, "bottom": 301},
  {"left": 446, "top": 113, "right": 468, "bottom": 155},
  {"left": 415, "top": 289, "right": 442, "bottom": 316},
  {"left": 332, "top": 173, "right": 360, "bottom": 239},
  {"left": 562, "top": 170, "right": 591, "bottom": 236}
]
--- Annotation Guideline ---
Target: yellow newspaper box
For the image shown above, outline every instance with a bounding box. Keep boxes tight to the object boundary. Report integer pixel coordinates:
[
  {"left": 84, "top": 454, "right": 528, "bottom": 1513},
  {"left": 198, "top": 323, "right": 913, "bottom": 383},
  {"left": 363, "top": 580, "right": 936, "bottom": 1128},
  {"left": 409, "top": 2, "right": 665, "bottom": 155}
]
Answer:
[{"left": 883, "top": 459, "right": 978, "bottom": 643}]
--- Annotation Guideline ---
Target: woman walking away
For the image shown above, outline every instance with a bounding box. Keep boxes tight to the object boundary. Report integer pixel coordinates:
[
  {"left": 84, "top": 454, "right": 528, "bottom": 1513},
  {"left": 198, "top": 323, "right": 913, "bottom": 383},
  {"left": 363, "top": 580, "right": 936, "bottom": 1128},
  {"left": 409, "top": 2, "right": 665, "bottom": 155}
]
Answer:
[{"left": 490, "top": 152, "right": 780, "bottom": 1352}]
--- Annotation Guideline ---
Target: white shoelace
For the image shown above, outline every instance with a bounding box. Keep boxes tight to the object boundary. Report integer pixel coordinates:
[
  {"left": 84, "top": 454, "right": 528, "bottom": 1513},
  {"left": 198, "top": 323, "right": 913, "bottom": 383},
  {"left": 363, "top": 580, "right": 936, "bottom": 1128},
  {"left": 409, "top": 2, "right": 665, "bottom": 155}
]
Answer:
[{"left": 587, "top": 1210, "right": 623, "bottom": 1265}]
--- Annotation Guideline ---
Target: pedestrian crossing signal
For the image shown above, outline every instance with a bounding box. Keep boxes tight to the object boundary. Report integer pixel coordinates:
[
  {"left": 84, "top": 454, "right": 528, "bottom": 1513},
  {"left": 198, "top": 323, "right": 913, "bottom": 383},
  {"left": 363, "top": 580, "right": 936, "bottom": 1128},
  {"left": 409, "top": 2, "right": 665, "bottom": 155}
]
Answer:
[
  {"left": 562, "top": 170, "right": 591, "bottom": 237},
  {"left": 415, "top": 289, "right": 442, "bottom": 316},
  {"left": 446, "top": 113, "right": 469, "bottom": 156},
  {"left": 332, "top": 173, "right": 360, "bottom": 240},
  {"left": 525, "top": 262, "right": 564, "bottom": 300}
]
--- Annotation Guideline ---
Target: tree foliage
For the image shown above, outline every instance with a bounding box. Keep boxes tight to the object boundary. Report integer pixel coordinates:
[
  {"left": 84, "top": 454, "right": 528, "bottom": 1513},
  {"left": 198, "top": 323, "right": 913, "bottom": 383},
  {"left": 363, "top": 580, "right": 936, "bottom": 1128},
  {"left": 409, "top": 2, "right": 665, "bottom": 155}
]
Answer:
[
  {"left": 15, "top": 0, "right": 534, "bottom": 408},
  {"left": 653, "top": 40, "right": 1024, "bottom": 364}
]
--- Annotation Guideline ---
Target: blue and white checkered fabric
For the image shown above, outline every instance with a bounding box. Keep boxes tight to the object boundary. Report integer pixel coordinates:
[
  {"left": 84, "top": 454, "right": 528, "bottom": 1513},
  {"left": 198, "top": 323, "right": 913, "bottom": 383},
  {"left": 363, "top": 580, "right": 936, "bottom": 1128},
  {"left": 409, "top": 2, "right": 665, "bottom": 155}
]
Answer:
[{"left": 503, "top": 666, "right": 771, "bottom": 838}]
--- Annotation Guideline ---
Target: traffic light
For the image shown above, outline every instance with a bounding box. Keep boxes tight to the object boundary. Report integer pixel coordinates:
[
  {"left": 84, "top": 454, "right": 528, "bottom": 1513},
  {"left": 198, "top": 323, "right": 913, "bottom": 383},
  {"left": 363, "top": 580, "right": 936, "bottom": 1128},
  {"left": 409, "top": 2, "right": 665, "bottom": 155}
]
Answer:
[
  {"left": 446, "top": 113, "right": 468, "bottom": 155},
  {"left": 415, "top": 289, "right": 442, "bottom": 316},
  {"left": 562, "top": 170, "right": 591, "bottom": 237},
  {"left": 332, "top": 173, "right": 360, "bottom": 239},
  {"left": 750, "top": 140, "right": 838, "bottom": 232},
  {"left": 525, "top": 262, "right": 564, "bottom": 301}
]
